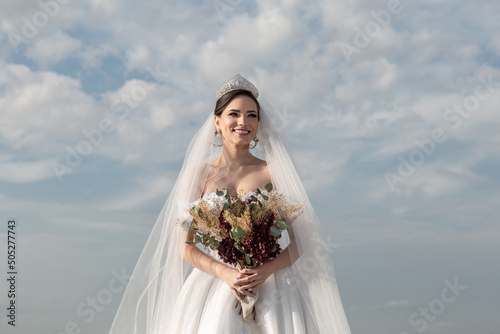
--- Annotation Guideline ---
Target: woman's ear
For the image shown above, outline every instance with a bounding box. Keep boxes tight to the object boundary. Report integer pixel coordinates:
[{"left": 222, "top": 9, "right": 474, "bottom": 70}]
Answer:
[{"left": 214, "top": 115, "right": 220, "bottom": 128}]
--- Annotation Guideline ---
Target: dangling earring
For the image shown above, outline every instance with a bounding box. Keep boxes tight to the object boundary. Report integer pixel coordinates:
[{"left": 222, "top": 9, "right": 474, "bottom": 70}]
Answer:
[
  {"left": 249, "top": 135, "right": 259, "bottom": 149},
  {"left": 213, "top": 128, "right": 223, "bottom": 147}
]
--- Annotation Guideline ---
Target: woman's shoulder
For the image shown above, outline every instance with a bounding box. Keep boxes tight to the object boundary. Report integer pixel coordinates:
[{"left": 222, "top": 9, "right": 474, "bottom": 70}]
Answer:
[
  {"left": 252, "top": 156, "right": 268, "bottom": 168},
  {"left": 249, "top": 157, "right": 271, "bottom": 186}
]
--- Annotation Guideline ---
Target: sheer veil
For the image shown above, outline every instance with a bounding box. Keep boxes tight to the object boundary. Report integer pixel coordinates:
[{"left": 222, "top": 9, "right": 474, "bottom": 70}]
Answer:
[{"left": 109, "top": 78, "right": 352, "bottom": 334}]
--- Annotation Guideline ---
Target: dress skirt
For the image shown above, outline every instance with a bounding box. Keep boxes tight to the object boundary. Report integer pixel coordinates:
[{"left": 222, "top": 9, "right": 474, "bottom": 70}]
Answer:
[{"left": 166, "top": 264, "right": 320, "bottom": 334}]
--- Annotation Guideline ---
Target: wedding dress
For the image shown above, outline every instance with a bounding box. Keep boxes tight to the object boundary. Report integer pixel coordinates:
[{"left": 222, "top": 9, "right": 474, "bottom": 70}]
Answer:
[
  {"left": 167, "top": 190, "right": 320, "bottom": 334},
  {"left": 109, "top": 75, "right": 352, "bottom": 334}
]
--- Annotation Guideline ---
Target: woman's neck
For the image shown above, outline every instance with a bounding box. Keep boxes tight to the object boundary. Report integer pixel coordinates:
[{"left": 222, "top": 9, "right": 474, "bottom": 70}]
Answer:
[{"left": 217, "top": 145, "right": 254, "bottom": 168}]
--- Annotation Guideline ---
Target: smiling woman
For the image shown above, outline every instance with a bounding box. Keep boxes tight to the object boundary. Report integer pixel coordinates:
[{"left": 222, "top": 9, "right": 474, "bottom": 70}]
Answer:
[
  {"left": 214, "top": 90, "right": 260, "bottom": 149},
  {"left": 109, "top": 74, "right": 352, "bottom": 334}
]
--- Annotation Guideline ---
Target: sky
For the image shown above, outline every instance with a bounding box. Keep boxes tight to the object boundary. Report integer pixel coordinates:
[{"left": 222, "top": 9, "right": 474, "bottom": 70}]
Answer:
[{"left": 0, "top": 0, "right": 499, "bottom": 333}]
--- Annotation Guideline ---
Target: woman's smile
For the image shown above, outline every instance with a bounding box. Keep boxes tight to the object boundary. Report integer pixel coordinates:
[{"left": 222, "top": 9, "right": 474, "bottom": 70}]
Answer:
[{"left": 233, "top": 129, "right": 251, "bottom": 135}]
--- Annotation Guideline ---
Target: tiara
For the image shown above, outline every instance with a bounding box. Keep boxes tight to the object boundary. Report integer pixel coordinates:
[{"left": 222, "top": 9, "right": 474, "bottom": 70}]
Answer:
[{"left": 216, "top": 74, "right": 259, "bottom": 99}]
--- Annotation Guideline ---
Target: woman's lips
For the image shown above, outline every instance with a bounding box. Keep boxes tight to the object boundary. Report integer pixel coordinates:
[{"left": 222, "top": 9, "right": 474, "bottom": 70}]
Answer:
[{"left": 233, "top": 129, "right": 251, "bottom": 135}]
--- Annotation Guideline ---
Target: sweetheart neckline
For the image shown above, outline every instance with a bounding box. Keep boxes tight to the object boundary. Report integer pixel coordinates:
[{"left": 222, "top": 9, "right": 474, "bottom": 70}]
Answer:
[{"left": 200, "top": 187, "right": 267, "bottom": 199}]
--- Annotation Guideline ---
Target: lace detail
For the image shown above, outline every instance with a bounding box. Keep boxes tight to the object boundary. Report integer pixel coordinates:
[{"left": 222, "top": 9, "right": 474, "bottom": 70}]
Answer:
[
  {"left": 201, "top": 187, "right": 268, "bottom": 202},
  {"left": 179, "top": 188, "right": 269, "bottom": 223}
]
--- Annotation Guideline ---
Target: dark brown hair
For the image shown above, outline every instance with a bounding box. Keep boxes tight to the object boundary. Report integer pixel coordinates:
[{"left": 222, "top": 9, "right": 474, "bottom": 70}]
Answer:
[{"left": 213, "top": 89, "right": 260, "bottom": 120}]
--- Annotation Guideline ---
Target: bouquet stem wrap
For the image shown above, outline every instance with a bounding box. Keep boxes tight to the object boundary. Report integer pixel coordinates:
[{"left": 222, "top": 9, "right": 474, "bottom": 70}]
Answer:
[{"left": 240, "top": 290, "right": 258, "bottom": 322}]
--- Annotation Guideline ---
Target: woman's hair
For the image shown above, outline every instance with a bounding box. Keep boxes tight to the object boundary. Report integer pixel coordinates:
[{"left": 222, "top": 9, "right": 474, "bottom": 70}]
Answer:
[{"left": 213, "top": 89, "right": 260, "bottom": 120}]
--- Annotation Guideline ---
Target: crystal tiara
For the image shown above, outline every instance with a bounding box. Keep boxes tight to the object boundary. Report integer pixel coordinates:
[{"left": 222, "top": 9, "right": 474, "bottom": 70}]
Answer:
[{"left": 216, "top": 74, "right": 259, "bottom": 99}]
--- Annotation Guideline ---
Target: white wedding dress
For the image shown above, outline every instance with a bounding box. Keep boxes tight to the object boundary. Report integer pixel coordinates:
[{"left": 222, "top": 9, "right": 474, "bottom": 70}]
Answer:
[
  {"left": 166, "top": 191, "right": 320, "bottom": 334},
  {"left": 109, "top": 76, "right": 352, "bottom": 334}
]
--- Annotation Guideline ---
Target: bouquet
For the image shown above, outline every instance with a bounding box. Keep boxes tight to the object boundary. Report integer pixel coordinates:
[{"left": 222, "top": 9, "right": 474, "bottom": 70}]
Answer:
[{"left": 182, "top": 183, "right": 303, "bottom": 321}]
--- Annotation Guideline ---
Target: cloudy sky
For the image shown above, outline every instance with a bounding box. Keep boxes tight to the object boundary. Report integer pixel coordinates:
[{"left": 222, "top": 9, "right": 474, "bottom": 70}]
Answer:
[{"left": 1, "top": 0, "right": 499, "bottom": 333}]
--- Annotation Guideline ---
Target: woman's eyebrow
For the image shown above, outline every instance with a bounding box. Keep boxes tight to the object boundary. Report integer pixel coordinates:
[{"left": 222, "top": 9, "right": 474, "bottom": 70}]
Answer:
[{"left": 228, "top": 109, "right": 257, "bottom": 113}]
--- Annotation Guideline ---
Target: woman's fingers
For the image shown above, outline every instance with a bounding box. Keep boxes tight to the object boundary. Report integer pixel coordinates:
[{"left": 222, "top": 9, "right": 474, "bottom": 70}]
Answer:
[
  {"left": 238, "top": 288, "right": 256, "bottom": 298},
  {"left": 239, "top": 268, "right": 254, "bottom": 274},
  {"left": 237, "top": 287, "right": 255, "bottom": 298},
  {"left": 234, "top": 266, "right": 270, "bottom": 292},
  {"left": 235, "top": 275, "right": 253, "bottom": 285},
  {"left": 239, "top": 280, "right": 260, "bottom": 291},
  {"left": 237, "top": 275, "right": 261, "bottom": 289},
  {"left": 231, "top": 289, "right": 244, "bottom": 301},
  {"left": 239, "top": 270, "right": 260, "bottom": 281}
]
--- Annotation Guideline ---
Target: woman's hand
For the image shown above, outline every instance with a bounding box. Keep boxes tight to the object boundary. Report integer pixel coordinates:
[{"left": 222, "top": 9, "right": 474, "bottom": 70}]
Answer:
[
  {"left": 217, "top": 265, "right": 254, "bottom": 301},
  {"left": 234, "top": 263, "right": 273, "bottom": 293}
]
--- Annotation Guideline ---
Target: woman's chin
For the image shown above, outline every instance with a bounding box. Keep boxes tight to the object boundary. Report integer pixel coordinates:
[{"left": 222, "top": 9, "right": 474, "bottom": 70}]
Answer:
[{"left": 226, "top": 140, "right": 252, "bottom": 148}]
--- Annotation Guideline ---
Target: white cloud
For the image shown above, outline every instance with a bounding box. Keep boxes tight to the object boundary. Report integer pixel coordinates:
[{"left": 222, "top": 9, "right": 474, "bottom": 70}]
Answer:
[
  {"left": 0, "top": 63, "right": 99, "bottom": 152},
  {"left": 90, "top": 0, "right": 121, "bottom": 15},
  {"left": 79, "top": 43, "right": 119, "bottom": 69},
  {"left": 25, "top": 30, "right": 82, "bottom": 68},
  {"left": 0, "top": 63, "right": 104, "bottom": 183},
  {"left": 191, "top": 2, "right": 301, "bottom": 79},
  {"left": 125, "top": 45, "right": 150, "bottom": 71},
  {"left": 99, "top": 78, "right": 183, "bottom": 164},
  {"left": 0, "top": 155, "right": 55, "bottom": 183}
]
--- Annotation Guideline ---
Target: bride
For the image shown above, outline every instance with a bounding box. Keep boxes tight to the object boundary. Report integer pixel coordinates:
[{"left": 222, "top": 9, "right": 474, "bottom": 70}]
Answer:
[{"left": 109, "top": 74, "right": 352, "bottom": 334}]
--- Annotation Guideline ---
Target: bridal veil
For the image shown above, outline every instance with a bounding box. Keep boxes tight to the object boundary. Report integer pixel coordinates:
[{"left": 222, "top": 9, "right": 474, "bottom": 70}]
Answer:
[{"left": 109, "top": 75, "right": 352, "bottom": 334}]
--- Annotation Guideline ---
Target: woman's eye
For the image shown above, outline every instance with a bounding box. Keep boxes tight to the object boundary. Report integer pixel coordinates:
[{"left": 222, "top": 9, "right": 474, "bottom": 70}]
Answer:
[
  {"left": 248, "top": 114, "right": 257, "bottom": 118},
  {"left": 229, "top": 112, "right": 238, "bottom": 116}
]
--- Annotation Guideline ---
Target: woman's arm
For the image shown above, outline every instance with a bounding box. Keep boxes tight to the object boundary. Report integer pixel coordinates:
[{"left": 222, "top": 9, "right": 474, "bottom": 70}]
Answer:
[{"left": 183, "top": 231, "right": 253, "bottom": 300}]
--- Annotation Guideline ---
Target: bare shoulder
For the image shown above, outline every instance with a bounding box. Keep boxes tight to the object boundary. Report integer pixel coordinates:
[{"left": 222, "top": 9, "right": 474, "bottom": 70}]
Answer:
[
  {"left": 247, "top": 157, "right": 271, "bottom": 187},
  {"left": 250, "top": 156, "right": 269, "bottom": 172},
  {"left": 252, "top": 156, "right": 268, "bottom": 168}
]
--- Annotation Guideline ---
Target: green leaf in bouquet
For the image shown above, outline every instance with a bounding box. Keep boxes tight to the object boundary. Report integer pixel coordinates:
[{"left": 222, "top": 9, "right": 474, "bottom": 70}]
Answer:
[
  {"left": 207, "top": 236, "right": 218, "bottom": 250},
  {"left": 250, "top": 195, "right": 257, "bottom": 202},
  {"left": 230, "top": 226, "right": 245, "bottom": 240},
  {"left": 275, "top": 219, "right": 289, "bottom": 231},
  {"left": 223, "top": 188, "right": 229, "bottom": 197},
  {"left": 272, "top": 244, "right": 277, "bottom": 252},
  {"left": 234, "top": 243, "right": 244, "bottom": 252},
  {"left": 265, "top": 183, "right": 273, "bottom": 192},
  {"left": 270, "top": 226, "right": 282, "bottom": 238},
  {"left": 213, "top": 240, "right": 220, "bottom": 248},
  {"left": 261, "top": 194, "right": 269, "bottom": 200},
  {"left": 216, "top": 188, "right": 224, "bottom": 196},
  {"left": 181, "top": 220, "right": 191, "bottom": 231},
  {"left": 244, "top": 253, "right": 253, "bottom": 266},
  {"left": 194, "top": 235, "right": 202, "bottom": 244},
  {"left": 258, "top": 201, "right": 262, "bottom": 208},
  {"left": 248, "top": 203, "right": 256, "bottom": 212},
  {"left": 256, "top": 188, "right": 261, "bottom": 194},
  {"left": 193, "top": 206, "right": 202, "bottom": 217}
]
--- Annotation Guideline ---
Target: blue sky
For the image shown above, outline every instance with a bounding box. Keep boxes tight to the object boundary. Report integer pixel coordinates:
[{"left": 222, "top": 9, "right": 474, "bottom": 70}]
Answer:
[{"left": 0, "top": 0, "right": 499, "bottom": 333}]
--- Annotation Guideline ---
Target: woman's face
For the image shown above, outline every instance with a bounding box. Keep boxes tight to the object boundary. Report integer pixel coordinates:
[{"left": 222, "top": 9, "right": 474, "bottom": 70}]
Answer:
[{"left": 214, "top": 95, "right": 259, "bottom": 148}]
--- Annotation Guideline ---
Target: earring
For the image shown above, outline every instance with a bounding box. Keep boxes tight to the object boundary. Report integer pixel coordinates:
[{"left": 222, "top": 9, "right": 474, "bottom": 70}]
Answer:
[
  {"left": 249, "top": 135, "right": 259, "bottom": 149},
  {"left": 213, "top": 128, "right": 223, "bottom": 147}
]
